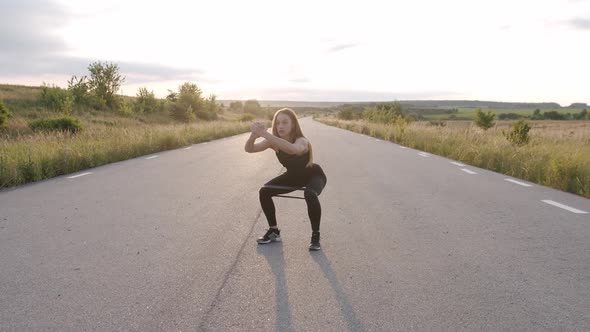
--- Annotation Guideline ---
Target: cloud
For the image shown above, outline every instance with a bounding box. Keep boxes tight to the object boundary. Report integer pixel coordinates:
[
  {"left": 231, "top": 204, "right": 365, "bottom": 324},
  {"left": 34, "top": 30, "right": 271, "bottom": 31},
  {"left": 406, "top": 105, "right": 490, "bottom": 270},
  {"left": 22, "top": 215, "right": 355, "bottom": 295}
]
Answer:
[
  {"left": 0, "top": 53, "right": 205, "bottom": 85},
  {"left": 569, "top": 18, "right": 590, "bottom": 29},
  {"left": 0, "top": 0, "right": 69, "bottom": 55},
  {"left": 0, "top": 0, "right": 204, "bottom": 84},
  {"left": 326, "top": 43, "right": 360, "bottom": 53}
]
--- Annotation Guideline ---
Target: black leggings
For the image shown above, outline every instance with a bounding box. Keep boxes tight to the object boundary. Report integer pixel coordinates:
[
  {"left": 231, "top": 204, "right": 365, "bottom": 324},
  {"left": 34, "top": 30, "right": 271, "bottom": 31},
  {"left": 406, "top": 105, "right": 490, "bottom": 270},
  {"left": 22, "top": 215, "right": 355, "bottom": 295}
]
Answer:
[{"left": 259, "top": 164, "right": 327, "bottom": 232}]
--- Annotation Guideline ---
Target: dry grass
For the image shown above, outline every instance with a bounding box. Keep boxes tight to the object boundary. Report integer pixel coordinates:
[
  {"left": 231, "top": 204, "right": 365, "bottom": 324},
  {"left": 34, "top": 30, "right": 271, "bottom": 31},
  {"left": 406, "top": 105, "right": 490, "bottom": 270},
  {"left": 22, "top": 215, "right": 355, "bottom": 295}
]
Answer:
[
  {"left": 0, "top": 113, "right": 254, "bottom": 188},
  {"left": 317, "top": 117, "right": 590, "bottom": 198}
]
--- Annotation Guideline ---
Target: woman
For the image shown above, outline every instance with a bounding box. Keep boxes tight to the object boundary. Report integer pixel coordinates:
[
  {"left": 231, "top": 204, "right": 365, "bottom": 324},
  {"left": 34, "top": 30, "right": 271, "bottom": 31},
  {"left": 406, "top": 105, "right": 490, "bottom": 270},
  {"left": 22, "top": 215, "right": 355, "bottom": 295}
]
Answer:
[{"left": 244, "top": 108, "right": 327, "bottom": 250}]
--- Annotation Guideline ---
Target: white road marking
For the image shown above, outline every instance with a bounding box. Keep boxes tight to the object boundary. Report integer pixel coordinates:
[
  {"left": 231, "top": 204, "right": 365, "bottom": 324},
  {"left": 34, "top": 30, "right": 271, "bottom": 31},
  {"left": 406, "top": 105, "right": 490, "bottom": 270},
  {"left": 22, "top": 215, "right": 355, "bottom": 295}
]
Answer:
[
  {"left": 542, "top": 200, "right": 588, "bottom": 214},
  {"left": 450, "top": 162, "right": 466, "bottom": 166},
  {"left": 184, "top": 146, "right": 192, "bottom": 150},
  {"left": 145, "top": 155, "right": 159, "bottom": 160},
  {"left": 375, "top": 139, "right": 381, "bottom": 141},
  {"left": 460, "top": 168, "right": 477, "bottom": 174},
  {"left": 504, "top": 179, "right": 532, "bottom": 187},
  {"left": 399, "top": 146, "right": 408, "bottom": 149},
  {"left": 418, "top": 153, "right": 429, "bottom": 157},
  {"left": 67, "top": 172, "right": 92, "bottom": 179}
]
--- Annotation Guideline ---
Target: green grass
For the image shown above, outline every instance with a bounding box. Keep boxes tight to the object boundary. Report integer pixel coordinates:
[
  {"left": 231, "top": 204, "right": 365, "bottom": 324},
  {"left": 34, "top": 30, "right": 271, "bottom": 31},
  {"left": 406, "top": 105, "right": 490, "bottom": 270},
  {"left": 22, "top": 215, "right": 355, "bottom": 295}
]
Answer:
[
  {"left": 423, "top": 108, "right": 581, "bottom": 120},
  {"left": 316, "top": 117, "right": 590, "bottom": 198}
]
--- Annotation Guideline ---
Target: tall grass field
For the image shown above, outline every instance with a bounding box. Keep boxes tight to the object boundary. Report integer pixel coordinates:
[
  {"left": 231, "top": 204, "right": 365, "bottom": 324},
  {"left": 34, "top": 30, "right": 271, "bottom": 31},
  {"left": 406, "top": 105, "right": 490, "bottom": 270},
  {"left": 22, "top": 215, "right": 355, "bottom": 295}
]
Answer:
[
  {"left": 0, "top": 117, "right": 251, "bottom": 188},
  {"left": 316, "top": 117, "right": 590, "bottom": 198},
  {"left": 0, "top": 84, "right": 259, "bottom": 188}
]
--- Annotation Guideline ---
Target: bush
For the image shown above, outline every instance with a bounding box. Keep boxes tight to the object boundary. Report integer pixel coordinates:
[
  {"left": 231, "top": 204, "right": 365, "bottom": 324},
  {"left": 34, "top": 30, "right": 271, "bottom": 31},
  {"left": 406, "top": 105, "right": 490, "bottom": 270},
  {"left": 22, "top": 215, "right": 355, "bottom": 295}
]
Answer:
[
  {"left": 0, "top": 99, "right": 11, "bottom": 128},
  {"left": 474, "top": 108, "right": 496, "bottom": 130},
  {"left": 503, "top": 120, "right": 531, "bottom": 146},
  {"left": 29, "top": 116, "right": 83, "bottom": 134},
  {"left": 542, "top": 110, "right": 565, "bottom": 120},
  {"left": 363, "top": 102, "right": 405, "bottom": 124},
  {"left": 338, "top": 108, "right": 354, "bottom": 120},
  {"left": 229, "top": 101, "right": 243, "bottom": 112},
  {"left": 39, "top": 84, "right": 74, "bottom": 114},
  {"left": 498, "top": 113, "right": 524, "bottom": 120},
  {"left": 240, "top": 113, "right": 255, "bottom": 122},
  {"left": 67, "top": 75, "right": 91, "bottom": 106},
  {"left": 118, "top": 99, "right": 134, "bottom": 116}
]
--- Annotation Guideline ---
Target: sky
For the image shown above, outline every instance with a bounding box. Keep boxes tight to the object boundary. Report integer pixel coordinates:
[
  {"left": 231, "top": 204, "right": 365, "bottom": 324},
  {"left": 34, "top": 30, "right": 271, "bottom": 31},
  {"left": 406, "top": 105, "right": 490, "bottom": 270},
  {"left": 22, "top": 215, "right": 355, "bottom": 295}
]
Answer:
[{"left": 1, "top": 0, "right": 589, "bottom": 105}]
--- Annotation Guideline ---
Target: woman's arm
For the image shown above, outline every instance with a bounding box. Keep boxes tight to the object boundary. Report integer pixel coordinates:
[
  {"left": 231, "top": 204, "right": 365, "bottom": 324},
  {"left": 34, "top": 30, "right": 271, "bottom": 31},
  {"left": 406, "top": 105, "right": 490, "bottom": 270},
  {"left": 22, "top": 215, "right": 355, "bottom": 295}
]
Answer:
[
  {"left": 244, "top": 132, "right": 271, "bottom": 153},
  {"left": 260, "top": 132, "right": 309, "bottom": 155}
]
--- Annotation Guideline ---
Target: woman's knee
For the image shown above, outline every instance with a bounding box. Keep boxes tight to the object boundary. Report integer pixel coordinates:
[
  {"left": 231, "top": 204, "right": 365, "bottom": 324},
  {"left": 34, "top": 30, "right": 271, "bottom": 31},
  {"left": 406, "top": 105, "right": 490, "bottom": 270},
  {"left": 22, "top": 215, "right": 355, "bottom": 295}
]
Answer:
[
  {"left": 304, "top": 188, "right": 319, "bottom": 200},
  {"left": 306, "top": 176, "right": 326, "bottom": 196},
  {"left": 259, "top": 187, "right": 272, "bottom": 199}
]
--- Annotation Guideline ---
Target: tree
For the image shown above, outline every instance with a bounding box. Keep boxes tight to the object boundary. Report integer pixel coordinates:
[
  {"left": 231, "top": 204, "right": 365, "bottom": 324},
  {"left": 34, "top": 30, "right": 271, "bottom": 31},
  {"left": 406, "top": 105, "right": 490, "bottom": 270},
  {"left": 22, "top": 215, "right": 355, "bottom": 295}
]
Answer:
[
  {"left": 87, "top": 61, "right": 125, "bottom": 110},
  {"left": 574, "top": 109, "right": 587, "bottom": 120},
  {"left": 229, "top": 101, "right": 243, "bottom": 112},
  {"left": 244, "top": 99, "right": 261, "bottom": 114},
  {"left": 166, "top": 89, "right": 178, "bottom": 102},
  {"left": 134, "top": 87, "right": 159, "bottom": 113},
  {"left": 195, "top": 94, "right": 218, "bottom": 120},
  {"left": 168, "top": 82, "right": 218, "bottom": 121},
  {"left": 474, "top": 108, "right": 496, "bottom": 130},
  {"left": 205, "top": 94, "right": 221, "bottom": 114},
  {"left": 531, "top": 108, "right": 543, "bottom": 120},
  {"left": 0, "top": 99, "right": 11, "bottom": 128}
]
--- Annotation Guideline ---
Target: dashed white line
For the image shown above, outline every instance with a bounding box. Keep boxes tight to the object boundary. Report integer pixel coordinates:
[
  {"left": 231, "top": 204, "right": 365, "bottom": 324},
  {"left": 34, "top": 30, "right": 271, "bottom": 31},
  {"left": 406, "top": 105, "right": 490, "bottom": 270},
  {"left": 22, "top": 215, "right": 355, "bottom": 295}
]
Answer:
[
  {"left": 375, "top": 139, "right": 381, "bottom": 142},
  {"left": 505, "top": 179, "right": 532, "bottom": 187},
  {"left": 399, "top": 146, "right": 408, "bottom": 149},
  {"left": 418, "top": 153, "right": 429, "bottom": 157},
  {"left": 460, "top": 168, "right": 477, "bottom": 174},
  {"left": 67, "top": 172, "right": 92, "bottom": 179},
  {"left": 450, "top": 162, "right": 466, "bottom": 166},
  {"left": 145, "top": 155, "right": 159, "bottom": 160},
  {"left": 184, "top": 147, "right": 192, "bottom": 150},
  {"left": 542, "top": 200, "right": 588, "bottom": 214}
]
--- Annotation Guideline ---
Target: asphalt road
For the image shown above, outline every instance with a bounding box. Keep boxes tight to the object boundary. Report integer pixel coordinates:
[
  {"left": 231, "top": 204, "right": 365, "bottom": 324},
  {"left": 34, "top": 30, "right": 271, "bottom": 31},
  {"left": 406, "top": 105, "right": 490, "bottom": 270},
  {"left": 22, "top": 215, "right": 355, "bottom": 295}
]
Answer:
[{"left": 1, "top": 117, "right": 589, "bottom": 331}]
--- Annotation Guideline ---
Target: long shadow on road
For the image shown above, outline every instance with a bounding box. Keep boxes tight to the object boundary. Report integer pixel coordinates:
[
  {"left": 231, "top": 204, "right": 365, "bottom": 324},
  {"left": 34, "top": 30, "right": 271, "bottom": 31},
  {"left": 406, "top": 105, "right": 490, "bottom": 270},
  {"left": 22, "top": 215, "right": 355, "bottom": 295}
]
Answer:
[
  {"left": 311, "top": 250, "right": 364, "bottom": 332},
  {"left": 257, "top": 242, "right": 294, "bottom": 332}
]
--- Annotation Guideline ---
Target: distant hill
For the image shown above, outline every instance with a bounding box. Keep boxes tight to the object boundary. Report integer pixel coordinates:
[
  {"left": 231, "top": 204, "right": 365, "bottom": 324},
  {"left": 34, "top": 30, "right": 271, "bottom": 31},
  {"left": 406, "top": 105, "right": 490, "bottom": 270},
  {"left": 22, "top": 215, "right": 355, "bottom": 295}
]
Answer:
[
  {"left": 398, "top": 100, "right": 563, "bottom": 109},
  {"left": 219, "top": 100, "right": 343, "bottom": 108},
  {"left": 220, "top": 99, "right": 572, "bottom": 109}
]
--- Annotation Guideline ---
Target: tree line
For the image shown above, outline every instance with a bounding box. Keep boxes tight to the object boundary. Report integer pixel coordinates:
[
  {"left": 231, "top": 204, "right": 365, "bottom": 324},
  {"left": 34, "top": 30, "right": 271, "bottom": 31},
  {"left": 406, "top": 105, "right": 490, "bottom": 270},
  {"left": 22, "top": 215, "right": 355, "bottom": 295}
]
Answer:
[{"left": 34, "top": 61, "right": 225, "bottom": 122}]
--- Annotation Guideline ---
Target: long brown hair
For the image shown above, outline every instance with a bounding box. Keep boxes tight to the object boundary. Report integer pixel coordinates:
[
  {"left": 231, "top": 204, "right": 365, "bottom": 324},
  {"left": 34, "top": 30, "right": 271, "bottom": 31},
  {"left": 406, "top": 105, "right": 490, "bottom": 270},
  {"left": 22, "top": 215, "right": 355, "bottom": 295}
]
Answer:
[{"left": 271, "top": 108, "right": 314, "bottom": 168}]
